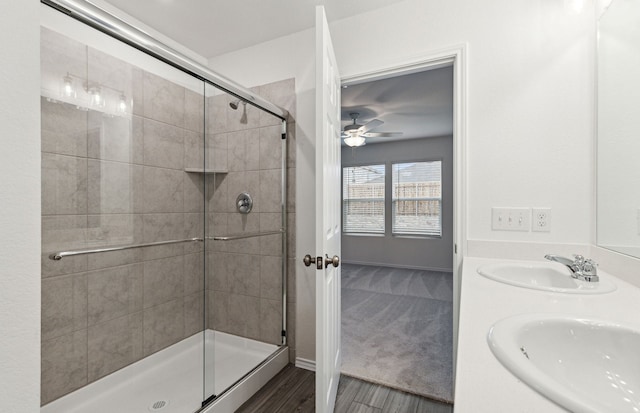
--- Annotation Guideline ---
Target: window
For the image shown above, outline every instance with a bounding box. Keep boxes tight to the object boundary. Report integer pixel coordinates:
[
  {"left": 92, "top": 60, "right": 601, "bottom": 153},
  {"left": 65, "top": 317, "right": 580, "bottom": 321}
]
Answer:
[
  {"left": 392, "top": 161, "right": 442, "bottom": 237},
  {"left": 342, "top": 164, "right": 385, "bottom": 233}
]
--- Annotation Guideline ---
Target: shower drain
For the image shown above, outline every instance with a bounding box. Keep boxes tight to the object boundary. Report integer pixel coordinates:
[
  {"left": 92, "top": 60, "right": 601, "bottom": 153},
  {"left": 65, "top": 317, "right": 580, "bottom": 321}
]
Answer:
[{"left": 149, "top": 400, "right": 169, "bottom": 411}]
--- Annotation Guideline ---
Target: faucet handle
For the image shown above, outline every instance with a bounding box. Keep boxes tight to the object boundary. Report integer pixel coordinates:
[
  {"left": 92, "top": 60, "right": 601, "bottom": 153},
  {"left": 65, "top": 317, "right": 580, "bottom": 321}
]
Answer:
[
  {"left": 573, "top": 254, "right": 585, "bottom": 265},
  {"left": 583, "top": 259, "right": 598, "bottom": 275}
]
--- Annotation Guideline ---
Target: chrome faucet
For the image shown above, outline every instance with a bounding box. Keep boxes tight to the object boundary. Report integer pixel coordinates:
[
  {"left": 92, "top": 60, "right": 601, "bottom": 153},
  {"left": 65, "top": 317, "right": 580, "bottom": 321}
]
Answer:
[{"left": 544, "top": 254, "right": 599, "bottom": 282}]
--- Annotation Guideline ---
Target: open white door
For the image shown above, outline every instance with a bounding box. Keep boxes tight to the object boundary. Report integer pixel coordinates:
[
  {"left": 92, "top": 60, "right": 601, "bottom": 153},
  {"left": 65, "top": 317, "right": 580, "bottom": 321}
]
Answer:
[{"left": 315, "top": 5, "right": 342, "bottom": 413}]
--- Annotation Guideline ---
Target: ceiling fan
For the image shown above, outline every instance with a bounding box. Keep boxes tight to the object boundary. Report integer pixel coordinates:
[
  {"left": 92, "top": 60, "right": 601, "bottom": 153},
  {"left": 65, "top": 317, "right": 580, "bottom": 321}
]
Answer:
[{"left": 341, "top": 112, "right": 402, "bottom": 147}]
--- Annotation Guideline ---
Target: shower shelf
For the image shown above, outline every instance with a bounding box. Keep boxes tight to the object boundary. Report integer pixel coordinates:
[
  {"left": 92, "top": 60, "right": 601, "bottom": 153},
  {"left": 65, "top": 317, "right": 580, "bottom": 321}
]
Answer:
[{"left": 184, "top": 168, "right": 228, "bottom": 174}]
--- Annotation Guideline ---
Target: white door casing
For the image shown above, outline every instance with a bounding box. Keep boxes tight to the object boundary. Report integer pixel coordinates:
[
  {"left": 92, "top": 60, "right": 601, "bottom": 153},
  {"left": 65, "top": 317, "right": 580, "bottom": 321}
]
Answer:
[{"left": 315, "top": 5, "right": 342, "bottom": 413}]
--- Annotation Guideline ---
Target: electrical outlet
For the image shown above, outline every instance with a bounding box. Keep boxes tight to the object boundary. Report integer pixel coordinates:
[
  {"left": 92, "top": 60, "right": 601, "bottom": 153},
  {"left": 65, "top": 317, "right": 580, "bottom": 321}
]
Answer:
[
  {"left": 492, "top": 207, "right": 530, "bottom": 231},
  {"left": 532, "top": 208, "right": 551, "bottom": 232}
]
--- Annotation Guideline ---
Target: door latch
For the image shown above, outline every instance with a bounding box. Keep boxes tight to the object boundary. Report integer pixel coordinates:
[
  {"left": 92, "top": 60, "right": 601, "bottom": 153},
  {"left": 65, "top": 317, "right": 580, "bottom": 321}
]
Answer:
[{"left": 304, "top": 254, "right": 340, "bottom": 269}]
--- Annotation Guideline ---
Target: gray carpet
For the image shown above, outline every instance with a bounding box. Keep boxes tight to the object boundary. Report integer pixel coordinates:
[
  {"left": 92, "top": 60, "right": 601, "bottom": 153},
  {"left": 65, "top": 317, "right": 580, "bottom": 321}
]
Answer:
[{"left": 340, "top": 263, "right": 454, "bottom": 404}]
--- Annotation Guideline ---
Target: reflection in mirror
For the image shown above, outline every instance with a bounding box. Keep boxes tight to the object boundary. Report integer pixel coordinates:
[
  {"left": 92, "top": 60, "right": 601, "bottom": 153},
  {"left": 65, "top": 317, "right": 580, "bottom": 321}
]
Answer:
[{"left": 597, "top": 0, "right": 640, "bottom": 258}]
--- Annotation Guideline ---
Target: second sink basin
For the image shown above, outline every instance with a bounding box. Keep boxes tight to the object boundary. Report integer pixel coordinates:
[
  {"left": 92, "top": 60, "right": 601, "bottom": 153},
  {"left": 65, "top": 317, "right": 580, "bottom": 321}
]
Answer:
[
  {"left": 477, "top": 261, "right": 616, "bottom": 294},
  {"left": 488, "top": 314, "right": 640, "bottom": 413}
]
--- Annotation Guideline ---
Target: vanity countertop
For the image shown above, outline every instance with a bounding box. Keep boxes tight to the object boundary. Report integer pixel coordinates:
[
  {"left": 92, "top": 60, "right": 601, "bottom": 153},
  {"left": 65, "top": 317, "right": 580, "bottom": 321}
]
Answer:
[{"left": 454, "top": 256, "right": 640, "bottom": 412}]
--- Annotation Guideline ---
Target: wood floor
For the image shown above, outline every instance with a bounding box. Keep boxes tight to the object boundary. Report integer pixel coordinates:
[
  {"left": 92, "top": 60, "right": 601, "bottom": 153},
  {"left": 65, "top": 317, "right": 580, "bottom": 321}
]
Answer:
[{"left": 235, "top": 365, "right": 453, "bottom": 413}]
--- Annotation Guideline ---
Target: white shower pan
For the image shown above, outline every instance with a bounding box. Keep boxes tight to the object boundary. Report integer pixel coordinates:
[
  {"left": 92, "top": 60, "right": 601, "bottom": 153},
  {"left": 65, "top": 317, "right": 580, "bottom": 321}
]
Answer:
[{"left": 41, "top": 330, "right": 287, "bottom": 413}]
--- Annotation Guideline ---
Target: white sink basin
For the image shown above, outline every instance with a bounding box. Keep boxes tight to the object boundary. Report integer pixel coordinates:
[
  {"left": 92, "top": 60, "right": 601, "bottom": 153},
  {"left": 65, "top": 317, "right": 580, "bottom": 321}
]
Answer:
[
  {"left": 488, "top": 314, "right": 640, "bottom": 413},
  {"left": 477, "top": 261, "right": 616, "bottom": 294}
]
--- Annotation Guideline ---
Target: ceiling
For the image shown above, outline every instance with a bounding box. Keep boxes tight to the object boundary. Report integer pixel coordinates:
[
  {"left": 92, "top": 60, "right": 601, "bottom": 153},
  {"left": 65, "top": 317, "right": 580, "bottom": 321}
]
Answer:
[
  {"left": 99, "top": 0, "right": 453, "bottom": 146},
  {"left": 341, "top": 66, "right": 454, "bottom": 145},
  {"left": 101, "top": 0, "right": 408, "bottom": 58}
]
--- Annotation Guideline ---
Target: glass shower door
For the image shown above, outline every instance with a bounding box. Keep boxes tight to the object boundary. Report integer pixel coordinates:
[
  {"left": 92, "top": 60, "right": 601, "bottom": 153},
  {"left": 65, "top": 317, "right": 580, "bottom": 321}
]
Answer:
[
  {"left": 202, "top": 81, "right": 287, "bottom": 404},
  {"left": 40, "top": 23, "right": 210, "bottom": 412}
]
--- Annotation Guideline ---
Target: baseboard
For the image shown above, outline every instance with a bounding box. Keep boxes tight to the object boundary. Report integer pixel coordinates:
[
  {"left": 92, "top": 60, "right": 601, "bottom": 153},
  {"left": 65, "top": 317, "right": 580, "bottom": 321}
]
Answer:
[
  {"left": 295, "top": 357, "right": 316, "bottom": 372},
  {"left": 342, "top": 260, "right": 453, "bottom": 273}
]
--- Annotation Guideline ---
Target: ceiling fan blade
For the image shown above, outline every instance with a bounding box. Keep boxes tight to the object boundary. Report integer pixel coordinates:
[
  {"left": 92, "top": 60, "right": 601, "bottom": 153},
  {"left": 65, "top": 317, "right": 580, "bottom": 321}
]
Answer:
[
  {"left": 362, "top": 132, "right": 403, "bottom": 138},
  {"left": 358, "top": 119, "right": 384, "bottom": 134}
]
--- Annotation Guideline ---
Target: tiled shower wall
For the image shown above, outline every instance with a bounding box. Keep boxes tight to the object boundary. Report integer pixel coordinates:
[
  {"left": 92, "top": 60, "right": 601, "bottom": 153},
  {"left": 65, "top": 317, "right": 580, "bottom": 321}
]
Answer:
[
  {"left": 40, "top": 26, "right": 297, "bottom": 405},
  {"left": 205, "top": 79, "right": 297, "bottom": 361}
]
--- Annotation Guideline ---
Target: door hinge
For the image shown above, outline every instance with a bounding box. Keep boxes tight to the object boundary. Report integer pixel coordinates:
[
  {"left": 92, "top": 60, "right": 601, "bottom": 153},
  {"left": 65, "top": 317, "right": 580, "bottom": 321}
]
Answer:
[{"left": 454, "top": 244, "right": 457, "bottom": 254}]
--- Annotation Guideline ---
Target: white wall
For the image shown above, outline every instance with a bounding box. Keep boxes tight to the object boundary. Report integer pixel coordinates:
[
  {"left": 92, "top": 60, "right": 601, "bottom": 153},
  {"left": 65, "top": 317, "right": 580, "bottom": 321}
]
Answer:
[
  {"left": 341, "top": 137, "right": 454, "bottom": 272},
  {"left": 328, "top": 0, "right": 594, "bottom": 247},
  {"left": 209, "top": 0, "right": 596, "bottom": 364},
  {"left": 0, "top": 1, "right": 41, "bottom": 411}
]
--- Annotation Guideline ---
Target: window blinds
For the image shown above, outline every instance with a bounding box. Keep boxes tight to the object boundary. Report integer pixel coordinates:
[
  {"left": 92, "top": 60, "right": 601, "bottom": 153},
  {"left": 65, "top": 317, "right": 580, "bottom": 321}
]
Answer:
[
  {"left": 392, "top": 161, "right": 442, "bottom": 236},
  {"left": 342, "top": 164, "right": 385, "bottom": 233}
]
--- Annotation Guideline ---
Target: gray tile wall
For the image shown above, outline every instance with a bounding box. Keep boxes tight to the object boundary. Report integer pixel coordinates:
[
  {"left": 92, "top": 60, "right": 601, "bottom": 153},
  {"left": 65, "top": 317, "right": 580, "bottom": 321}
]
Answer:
[
  {"left": 40, "top": 27, "right": 296, "bottom": 405},
  {"left": 205, "top": 78, "right": 297, "bottom": 362}
]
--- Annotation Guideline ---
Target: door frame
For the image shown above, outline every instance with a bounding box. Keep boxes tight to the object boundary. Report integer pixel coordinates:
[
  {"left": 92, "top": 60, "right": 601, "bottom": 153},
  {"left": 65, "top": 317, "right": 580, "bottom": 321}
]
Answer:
[{"left": 340, "top": 44, "right": 467, "bottom": 394}]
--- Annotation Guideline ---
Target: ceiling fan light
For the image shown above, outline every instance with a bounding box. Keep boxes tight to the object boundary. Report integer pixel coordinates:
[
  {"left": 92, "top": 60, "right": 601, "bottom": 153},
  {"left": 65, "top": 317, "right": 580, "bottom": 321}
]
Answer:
[{"left": 344, "top": 135, "right": 365, "bottom": 147}]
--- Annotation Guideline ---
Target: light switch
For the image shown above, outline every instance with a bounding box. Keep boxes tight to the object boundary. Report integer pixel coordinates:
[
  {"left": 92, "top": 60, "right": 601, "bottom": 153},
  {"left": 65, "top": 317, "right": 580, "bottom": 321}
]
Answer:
[{"left": 492, "top": 207, "right": 530, "bottom": 231}]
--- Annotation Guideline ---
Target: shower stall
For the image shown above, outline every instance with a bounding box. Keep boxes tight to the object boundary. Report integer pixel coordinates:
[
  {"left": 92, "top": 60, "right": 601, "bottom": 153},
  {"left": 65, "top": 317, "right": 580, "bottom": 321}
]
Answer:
[{"left": 39, "top": 1, "right": 293, "bottom": 412}]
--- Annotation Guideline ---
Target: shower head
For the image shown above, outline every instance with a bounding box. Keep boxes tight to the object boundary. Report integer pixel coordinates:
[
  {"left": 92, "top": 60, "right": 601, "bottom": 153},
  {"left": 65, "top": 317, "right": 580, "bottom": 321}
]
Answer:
[{"left": 229, "top": 99, "right": 245, "bottom": 110}]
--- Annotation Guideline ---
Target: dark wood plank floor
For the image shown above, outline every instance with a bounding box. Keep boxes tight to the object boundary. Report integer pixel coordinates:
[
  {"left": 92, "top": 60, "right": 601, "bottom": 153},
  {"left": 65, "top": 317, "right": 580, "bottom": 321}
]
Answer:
[{"left": 235, "top": 365, "right": 453, "bottom": 413}]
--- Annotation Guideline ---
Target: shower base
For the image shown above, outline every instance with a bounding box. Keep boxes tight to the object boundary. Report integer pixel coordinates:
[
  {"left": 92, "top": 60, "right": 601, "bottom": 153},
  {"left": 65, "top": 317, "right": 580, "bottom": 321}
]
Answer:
[{"left": 41, "top": 330, "right": 287, "bottom": 413}]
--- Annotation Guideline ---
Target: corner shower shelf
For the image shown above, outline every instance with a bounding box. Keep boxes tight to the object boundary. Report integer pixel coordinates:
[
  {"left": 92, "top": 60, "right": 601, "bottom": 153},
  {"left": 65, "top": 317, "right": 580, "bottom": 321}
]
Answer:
[{"left": 184, "top": 168, "right": 228, "bottom": 174}]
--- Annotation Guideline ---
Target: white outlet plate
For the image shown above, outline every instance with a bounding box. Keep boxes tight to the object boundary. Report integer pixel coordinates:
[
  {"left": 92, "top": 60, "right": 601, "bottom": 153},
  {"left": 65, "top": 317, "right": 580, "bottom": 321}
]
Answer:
[
  {"left": 532, "top": 208, "right": 551, "bottom": 232},
  {"left": 492, "top": 207, "right": 531, "bottom": 231}
]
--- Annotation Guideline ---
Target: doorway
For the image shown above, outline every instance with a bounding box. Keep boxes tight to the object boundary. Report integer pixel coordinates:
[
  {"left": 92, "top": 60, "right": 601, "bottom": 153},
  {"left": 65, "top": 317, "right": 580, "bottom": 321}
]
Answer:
[{"left": 338, "top": 65, "right": 455, "bottom": 405}]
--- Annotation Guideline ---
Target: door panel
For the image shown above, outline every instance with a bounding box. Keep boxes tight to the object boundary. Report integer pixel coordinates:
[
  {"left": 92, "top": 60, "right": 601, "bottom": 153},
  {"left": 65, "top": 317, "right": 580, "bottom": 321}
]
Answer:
[{"left": 315, "top": 6, "right": 342, "bottom": 413}]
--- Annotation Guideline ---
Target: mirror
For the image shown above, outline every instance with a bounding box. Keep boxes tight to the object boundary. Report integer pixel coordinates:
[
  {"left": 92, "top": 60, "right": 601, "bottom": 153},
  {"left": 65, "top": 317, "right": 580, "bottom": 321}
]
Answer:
[{"left": 597, "top": 0, "right": 640, "bottom": 258}]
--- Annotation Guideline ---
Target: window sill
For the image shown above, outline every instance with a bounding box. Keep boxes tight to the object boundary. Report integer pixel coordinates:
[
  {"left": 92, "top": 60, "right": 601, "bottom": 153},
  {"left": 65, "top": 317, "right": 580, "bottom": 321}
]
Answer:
[
  {"left": 343, "top": 233, "right": 385, "bottom": 238},
  {"left": 392, "top": 234, "right": 442, "bottom": 240}
]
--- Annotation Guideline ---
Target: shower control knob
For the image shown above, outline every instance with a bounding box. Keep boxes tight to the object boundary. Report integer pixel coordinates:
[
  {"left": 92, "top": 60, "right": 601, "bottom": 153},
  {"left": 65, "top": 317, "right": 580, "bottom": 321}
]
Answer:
[{"left": 236, "top": 192, "right": 253, "bottom": 214}]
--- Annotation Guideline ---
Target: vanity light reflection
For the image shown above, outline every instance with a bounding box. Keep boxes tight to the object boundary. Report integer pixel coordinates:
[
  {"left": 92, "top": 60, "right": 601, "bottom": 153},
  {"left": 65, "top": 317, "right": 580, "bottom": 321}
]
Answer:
[{"left": 58, "top": 72, "right": 130, "bottom": 116}]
